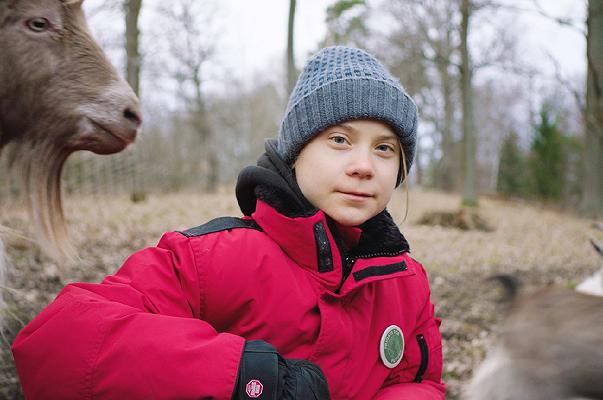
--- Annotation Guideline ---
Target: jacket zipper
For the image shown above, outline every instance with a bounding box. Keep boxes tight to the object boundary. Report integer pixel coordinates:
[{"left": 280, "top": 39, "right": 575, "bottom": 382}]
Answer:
[
  {"left": 335, "top": 256, "right": 352, "bottom": 293},
  {"left": 336, "top": 251, "right": 402, "bottom": 293},
  {"left": 414, "top": 334, "right": 429, "bottom": 383}
]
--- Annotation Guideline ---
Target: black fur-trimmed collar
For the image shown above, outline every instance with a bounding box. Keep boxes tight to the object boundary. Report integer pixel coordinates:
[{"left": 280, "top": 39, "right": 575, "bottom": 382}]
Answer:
[
  {"left": 236, "top": 139, "right": 316, "bottom": 218},
  {"left": 235, "top": 139, "right": 410, "bottom": 256},
  {"left": 351, "top": 209, "right": 410, "bottom": 257}
]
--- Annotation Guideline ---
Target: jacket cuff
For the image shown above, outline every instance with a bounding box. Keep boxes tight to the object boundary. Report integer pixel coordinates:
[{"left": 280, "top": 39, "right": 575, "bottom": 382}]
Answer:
[{"left": 235, "top": 340, "right": 279, "bottom": 399}]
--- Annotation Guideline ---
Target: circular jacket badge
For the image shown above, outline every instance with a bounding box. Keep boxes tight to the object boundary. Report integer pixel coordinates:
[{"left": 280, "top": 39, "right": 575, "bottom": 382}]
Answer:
[
  {"left": 245, "top": 379, "right": 263, "bottom": 398},
  {"left": 380, "top": 325, "right": 404, "bottom": 368}
]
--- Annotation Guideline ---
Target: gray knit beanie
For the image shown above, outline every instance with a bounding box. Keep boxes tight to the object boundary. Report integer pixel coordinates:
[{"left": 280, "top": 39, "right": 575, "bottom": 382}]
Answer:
[{"left": 277, "top": 46, "right": 418, "bottom": 179}]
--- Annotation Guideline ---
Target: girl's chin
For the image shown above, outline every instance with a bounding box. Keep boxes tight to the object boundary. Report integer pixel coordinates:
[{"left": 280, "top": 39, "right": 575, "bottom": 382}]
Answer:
[{"left": 326, "top": 209, "right": 376, "bottom": 227}]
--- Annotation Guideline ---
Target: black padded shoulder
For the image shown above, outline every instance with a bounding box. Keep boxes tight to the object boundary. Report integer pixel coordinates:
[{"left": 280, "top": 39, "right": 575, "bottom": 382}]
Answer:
[{"left": 178, "top": 217, "right": 262, "bottom": 238}]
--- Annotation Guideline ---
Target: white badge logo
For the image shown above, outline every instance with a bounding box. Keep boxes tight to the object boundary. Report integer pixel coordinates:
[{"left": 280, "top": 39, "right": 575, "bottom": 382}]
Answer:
[
  {"left": 246, "top": 379, "right": 263, "bottom": 398},
  {"left": 380, "top": 325, "right": 404, "bottom": 368}
]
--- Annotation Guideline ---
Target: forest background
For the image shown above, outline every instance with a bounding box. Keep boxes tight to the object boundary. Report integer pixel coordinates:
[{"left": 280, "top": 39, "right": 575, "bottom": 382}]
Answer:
[{"left": 1, "top": 0, "right": 599, "bottom": 215}]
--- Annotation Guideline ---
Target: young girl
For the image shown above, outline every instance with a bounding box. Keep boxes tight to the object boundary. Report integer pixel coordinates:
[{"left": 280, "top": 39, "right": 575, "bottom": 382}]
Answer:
[{"left": 12, "top": 46, "right": 445, "bottom": 399}]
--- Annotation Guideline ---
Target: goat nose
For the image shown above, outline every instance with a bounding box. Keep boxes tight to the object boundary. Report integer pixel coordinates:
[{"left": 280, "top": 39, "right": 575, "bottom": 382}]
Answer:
[
  {"left": 119, "top": 101, "right": 142, "bottom": 142},
  {"left": 123, "top": 105, "right": 142, "bottom": 129}
]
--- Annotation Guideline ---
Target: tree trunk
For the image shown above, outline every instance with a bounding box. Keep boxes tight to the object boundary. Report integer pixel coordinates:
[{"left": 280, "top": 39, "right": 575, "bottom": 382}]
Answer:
[
  {"left": 287, "top": 0, "right": 297, "bottom": 94},
  {"left": 414, "top": 137, "right": 423, "bottom": 186},
  {"left": 582, "top": 0, "right": 603, "bottom": 216},
  {"left": 125, "top": 0, "right": 143, "bottom": 200},
  {"left": 125, "top": 0, "right": 142, "bottom": 97},
  {"left": 460, "top": 0, "right": 478, "bottom": 206},
  {"left": 193, "top": 72, "right": 216, "bottom": 193},
  {"left": 437, "top": 59, "right": 456, "bottom": 192}
]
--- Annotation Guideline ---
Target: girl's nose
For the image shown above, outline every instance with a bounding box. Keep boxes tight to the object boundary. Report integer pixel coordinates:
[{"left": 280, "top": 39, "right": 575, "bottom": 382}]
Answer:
[{"left": 346, "top": 150, "right": 375, "bottom": 178}]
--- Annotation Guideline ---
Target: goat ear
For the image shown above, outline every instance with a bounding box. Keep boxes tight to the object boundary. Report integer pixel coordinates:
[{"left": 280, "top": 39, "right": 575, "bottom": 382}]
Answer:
[
  {"left": 486, "top": 274, "right": 521, "bottom": 304},
  {"left": 591, "top": 238, "right": 603, "bottom": 259}
]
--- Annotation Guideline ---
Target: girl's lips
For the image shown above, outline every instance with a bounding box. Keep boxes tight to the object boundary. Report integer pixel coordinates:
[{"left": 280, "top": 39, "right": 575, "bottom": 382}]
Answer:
[{"left": 338, "top": 191, "right": 373, "bottom": 201}]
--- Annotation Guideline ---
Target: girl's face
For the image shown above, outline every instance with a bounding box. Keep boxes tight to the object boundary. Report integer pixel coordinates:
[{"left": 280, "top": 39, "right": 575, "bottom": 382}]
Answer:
[{"left": 294, "top": 119, "right": 401, "bottom": 226}]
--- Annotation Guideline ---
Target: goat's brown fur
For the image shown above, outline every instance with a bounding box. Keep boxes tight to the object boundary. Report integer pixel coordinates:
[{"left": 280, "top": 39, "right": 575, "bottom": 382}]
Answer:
[
  {"left": 0, "top": 0, "right": 141, "bottom": 259},
  {"left": 466, "top": 242, "right": 603, "bottom": 400}
]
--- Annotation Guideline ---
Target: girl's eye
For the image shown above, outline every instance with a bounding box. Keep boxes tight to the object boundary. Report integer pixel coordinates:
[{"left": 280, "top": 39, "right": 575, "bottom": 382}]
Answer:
[
  {"left": 26, "top": 17, "right": 50, "bottom": 32},
  {"left": 376, "top": 144, "right": 395, "bottom": 153},
  {"left": 330, "top": 136, "right": 347, "bottom": 145}
]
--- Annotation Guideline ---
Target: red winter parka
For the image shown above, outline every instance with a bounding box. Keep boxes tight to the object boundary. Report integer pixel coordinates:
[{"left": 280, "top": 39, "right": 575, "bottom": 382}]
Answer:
[{"left": 12, "top": 143, "right": 445, "bottom": 400}]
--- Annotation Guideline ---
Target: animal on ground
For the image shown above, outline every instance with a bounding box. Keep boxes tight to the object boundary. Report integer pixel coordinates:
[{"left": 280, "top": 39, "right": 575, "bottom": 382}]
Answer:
[
  {"left": 0, "top": 0, "right": 141, "bottom": 259},
  {"left": 465, "top": 239, "right": 603, "bottom": 400},
  {"left": 576, "top": 239, "right": 603, "bottom": 296}
]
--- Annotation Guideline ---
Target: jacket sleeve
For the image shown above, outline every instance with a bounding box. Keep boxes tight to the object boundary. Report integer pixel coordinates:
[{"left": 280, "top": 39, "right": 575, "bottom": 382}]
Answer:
[
  {"left": 11, "top": 231, "right": 245, "bottom": 400},
  {"left": 374, "top": 263, "right": 446, "bottom": 400}
]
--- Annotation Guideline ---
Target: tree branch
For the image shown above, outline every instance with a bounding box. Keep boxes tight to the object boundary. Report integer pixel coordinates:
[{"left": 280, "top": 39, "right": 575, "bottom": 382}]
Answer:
[
  {"left": 501, "top": 0, "right": 587, "bottom": 37},
  {"left": 544, "top": 51, "right": 585, "bottom": 114}
]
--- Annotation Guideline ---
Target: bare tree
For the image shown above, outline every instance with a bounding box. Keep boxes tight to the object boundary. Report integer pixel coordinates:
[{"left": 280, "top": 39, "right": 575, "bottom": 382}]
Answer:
[
  {"left": 460, "top": 0, "right": 478, "bottom": 206},
  {"left": 287, "top": 0, "right": 297, "bottom": 95},
  {"left": 323, "top": 0, "right": 368, "bottom": 48},
  {"left": 124, "top": 0, "right": 144, "bottom": 201},
  {"left": 125, "top": 0, "right": 142, "bottom": 97},
  {"left": 379, "top": 0, "right": 462, "bottom": 190},
  {"left": 159, "top": 0, "right": 217, "bottom": 192},
  {"left": 210, "top": 76, "right": 284, "bottom": 183},
  {"left": 380, "top": 0, "right": 521, "bottom": 196},
  {"left": 390, "top": 0, "right": 459, "bottom": 191},
  {"left": 583, "top": 0, "right": 603, "bottom": 217},
  {"left": 510, "top": 0, "right": 599, "bottom": 215},
  {"left": 432, "top": 4, "right": 458, "bottom": 192}
]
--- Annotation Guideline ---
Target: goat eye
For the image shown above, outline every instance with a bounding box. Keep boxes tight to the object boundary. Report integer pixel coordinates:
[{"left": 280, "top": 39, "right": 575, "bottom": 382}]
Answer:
[{"left": 26, "top": 17, "right": 50, "bottom": 32}]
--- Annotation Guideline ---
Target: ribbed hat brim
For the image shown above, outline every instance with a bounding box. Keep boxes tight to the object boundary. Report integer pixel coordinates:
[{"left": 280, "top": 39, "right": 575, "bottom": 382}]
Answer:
[{"left": 278, "top": 77, "right": 417, "bottom": 173}]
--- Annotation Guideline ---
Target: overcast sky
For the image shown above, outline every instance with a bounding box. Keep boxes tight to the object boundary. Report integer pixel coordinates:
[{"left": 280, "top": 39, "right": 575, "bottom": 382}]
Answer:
[
  {"left": 216, "top": 0, "right": 586, "bottom": 81},
  {"left": 84, "top": 0, "right": 587, "bottom": 102}
]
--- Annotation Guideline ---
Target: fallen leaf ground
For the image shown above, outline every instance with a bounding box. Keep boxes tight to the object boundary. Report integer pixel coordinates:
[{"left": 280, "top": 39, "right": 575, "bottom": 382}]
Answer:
[{"left": 1, "top": 188, "right": 600, "bottom": 399}]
